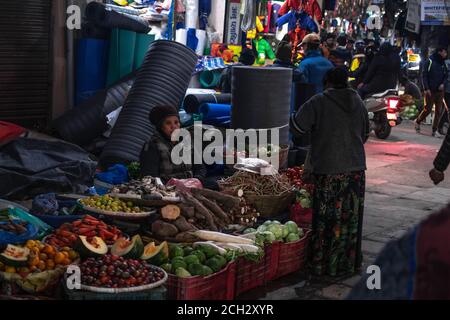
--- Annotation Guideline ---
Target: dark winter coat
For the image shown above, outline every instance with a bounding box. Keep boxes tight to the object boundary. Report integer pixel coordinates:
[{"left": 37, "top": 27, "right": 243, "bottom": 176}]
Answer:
[
  {"left": 422, "top": 52, "right": 448, "bottom": 92},
  {"left": 362, "top": 45, "right": 401, "bottom": 94},
  {"left": 140, "top": 131, "right": 206, "bottom": 183},
  {"left": 290, "top": 87, "right": 369, "bottom": 175}
]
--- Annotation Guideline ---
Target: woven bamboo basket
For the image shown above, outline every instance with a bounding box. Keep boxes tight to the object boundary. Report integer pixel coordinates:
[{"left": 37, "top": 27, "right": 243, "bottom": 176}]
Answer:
[{"left": 244, "top": 191, "right": 295, "bottom": 218}]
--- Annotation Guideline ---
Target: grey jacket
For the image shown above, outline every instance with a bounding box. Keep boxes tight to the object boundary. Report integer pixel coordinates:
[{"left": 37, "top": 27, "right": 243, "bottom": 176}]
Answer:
[{"left": 290, "top": 88, "right": 369, "bottom": 175}]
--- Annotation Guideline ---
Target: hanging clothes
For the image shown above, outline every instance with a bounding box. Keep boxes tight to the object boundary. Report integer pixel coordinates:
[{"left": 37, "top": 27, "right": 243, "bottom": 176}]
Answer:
[
  {"left": 253, "top": 36, "right": 275, "bottom": 65},
  {"left": 278, "top": 0, "right": 322, "bottom": 23},
  {"left": 269, "top": 3, "right": 282, "bottom": 33},
  {"left": 276, "top": 10, "right": 318, "bottom": 42},
  {"left": 247, "top": 16, "right": 265, "bottom": 39},
  {"left": 198, "top": 0, "right": 211, "bottom": 30}
]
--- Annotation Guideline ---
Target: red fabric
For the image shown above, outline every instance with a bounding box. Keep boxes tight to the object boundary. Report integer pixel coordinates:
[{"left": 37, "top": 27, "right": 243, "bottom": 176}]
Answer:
[
  {"left": 0, "top": 121, "right": 26, "bottom": 146},
  {"left": 304, "top": 0, "right": 322, "bottom": 23},
  {"left": 264, "top": 1, "right": 272, "bottom": 33},
  {"left": 279, "top": 0, "right": 302, "bottom": 16},
  {"left": 279, "top": 0, "right": 322, "bottom": 23},
  {"left": 413, "top": 204, "right": 450, "bottom": 299}
]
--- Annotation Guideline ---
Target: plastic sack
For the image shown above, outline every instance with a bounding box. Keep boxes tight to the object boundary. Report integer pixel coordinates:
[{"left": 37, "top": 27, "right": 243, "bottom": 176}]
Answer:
[
  {"left": 0, "top": 219, "right": 38, "bottom": 245},
  {"left": 234, "top": 158, "right": 277, "bottom": 175},
  {"left": 0, "top": 207, "right": 52, "bottom": 241},
  {"left": 95, "top": 164, "right": 129, "bottom": 185},
  {"left": 166, "top": 178, "right": 203, "bottom": 192}
]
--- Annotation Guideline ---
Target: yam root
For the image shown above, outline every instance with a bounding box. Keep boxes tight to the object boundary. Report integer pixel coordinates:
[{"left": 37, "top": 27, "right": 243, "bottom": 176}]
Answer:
[
  {"left": 161, "top": 205, "right": 180, "bottom": 220},
  {"left": 175, "top": 231, "right": 199, "bottom": 243},
  {"left": 195, "top": 213, "right": 205, "bottom": 220},
  {"left": 191, "top": 193, "right": 231, "bottom": 225},
  {"left": 151, "top": 220, "right": 179, "bottom": 238},
  {"left": 173, "top": 216, "right": 198, "bottom": 232},
  {"left": 178, "top": 203, "right": 195, "bottom": 218},
  {"left": 191, "top": 188, "right": 240, "bottom": 211},
  {"left": 181, "top": 191, "right": 218, "bottom": 231}
]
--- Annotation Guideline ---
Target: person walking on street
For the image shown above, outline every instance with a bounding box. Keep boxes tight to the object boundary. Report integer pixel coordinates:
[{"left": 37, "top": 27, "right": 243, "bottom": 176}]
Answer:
[
  {"left": 415, "top": 47, "right": 448, "bottom": 137},
  {"left": 438, "top": 57, "right": 450, "bottom": 135},
  {"left": 290, "top": 67, "right": 370, "bottom": 276},
  {"left": 297, "top": 33, "right": 334, "bottom": 95}
]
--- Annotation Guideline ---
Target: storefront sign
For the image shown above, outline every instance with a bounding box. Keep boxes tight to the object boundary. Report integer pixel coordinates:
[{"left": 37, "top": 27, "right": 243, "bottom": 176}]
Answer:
[
  {"left": 225, "top": 0, "right": 241, "bottom": 45},
  {"left": 421, "top": 0, "right": 450, "bottom": 25},
  {"left": 405, "top": 0, "right": 421, "bottom": 33}
]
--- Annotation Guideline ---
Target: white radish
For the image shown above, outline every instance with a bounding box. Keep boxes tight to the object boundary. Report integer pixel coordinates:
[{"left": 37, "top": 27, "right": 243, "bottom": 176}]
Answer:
[
  {"left": 240, "top": 232, "right": 257, "bottom": 240},
  {"left": 193, "top": 230, "right": 254, "bottom": 245},
  {"left": 214, "top": 242, "right": 243, "bottom": 252},
  {"left": 225, "top": 243, "right": 260, "bottom": 254}
]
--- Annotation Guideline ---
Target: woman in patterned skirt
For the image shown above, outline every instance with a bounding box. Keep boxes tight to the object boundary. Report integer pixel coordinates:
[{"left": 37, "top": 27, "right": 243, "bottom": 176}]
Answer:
[{"left": 290, "top": 67, "right": 370, "bottom": 276}]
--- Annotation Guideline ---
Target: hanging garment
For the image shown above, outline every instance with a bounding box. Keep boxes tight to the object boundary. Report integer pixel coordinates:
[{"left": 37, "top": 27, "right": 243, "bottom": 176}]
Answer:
[
  {"left": 279, "top": 0, "right": 322, "bottom": 24},
  {"left": 270, "top": 3, "right": 281, "bottom": 33},
  {"left": 253, "top": 36, "right": 275, "bottom": 65},
  {"left": 276, "top": 10, "right": 318, "bottom": 42},
  {"left": 278, "top": 0, "right": 302, "bottom": 16},
  {"left": 264, "top": 1, "right": 272, "bottom": 33},
  {"left": 241, "top": 0, "right": 257, "bottom": 32},
  {"left": 247, "top": 16, "right": 265, "bottom": 39},
  {"left": 199, "top": 0, "right": 211, "bottom": 30}
]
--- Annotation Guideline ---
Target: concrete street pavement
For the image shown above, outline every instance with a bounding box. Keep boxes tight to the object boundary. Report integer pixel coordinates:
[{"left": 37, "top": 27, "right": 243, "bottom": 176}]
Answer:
[{"left": 240, "top": 120, "right": 450, "bottom": 300}]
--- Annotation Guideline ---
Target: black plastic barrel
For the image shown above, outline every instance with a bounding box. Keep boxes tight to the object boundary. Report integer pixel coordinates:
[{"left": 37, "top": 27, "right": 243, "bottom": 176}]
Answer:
[
  {"left": 231, "top": 66, "right": 292, "bottom": 145},
  {"left": 86, "top": 2, "right": 151, "bottom": 34},
  {"left": 99, "top": 40, "right": 198, "bottom": 168}
]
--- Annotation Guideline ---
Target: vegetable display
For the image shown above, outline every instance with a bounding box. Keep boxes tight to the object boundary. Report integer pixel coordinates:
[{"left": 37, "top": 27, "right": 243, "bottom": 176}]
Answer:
[
  {"left": 80, "top": 195, "right": 144, "bottom": 213},
  {"left": 45, "top": 215, "right": 123, "bottom": 247},
  {"left": 158, "top": 243, "right": 229, "bottom": 277},
  {"left": 219, "top": 171, "right": 292, "bottom": 196},
  {"left": 247, "top": 220, "right": 305, "bottom": 246},
  {"left": 79, "top": 255, "right": 166, "bottom": 289}
]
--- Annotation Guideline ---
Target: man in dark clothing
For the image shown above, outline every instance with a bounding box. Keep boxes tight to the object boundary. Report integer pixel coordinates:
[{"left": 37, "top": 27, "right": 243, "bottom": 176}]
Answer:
[
  {"left": 218, "top": 48, "right": 255, "bottom": 93},
  {"left": 268, "top": 39, "right": 303, "bottom": 82},
  {"left": 357, "top": 42, "right": 401, "bottom": 99},
  {"left": 335, "top": 35, "right": 352, "bottom": 67},
  {"left": 415, "top": 47, "right": 448, "bottom": 137}
]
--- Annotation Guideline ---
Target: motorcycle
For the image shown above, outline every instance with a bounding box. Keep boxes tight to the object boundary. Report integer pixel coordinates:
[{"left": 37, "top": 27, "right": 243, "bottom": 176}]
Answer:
[{"left": 364, "top": 87, "right": 403, "bottom": 139}]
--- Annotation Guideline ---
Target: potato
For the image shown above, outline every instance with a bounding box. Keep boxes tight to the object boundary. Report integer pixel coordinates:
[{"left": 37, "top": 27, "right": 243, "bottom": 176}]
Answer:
[{"left": 151, "top": 220, "right": 179, "bottom": 238}]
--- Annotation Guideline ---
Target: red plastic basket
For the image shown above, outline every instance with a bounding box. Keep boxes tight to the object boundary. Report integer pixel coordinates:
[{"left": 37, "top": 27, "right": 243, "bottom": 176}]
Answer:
[
  {"left": 270, "top": 229, "right": 312, "bottom": 280},
  {"left": 234, "top": 256, "right": 265, "bottom": 297},
  {"left": 263, "top": 242, "right": 281, "bottom": 282},
  {"left": 166, "top": 261, "right": 236, "bottom": 300}
]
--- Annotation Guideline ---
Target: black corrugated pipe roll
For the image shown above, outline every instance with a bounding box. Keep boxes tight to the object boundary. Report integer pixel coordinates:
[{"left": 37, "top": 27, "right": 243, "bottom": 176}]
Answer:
[
  {"left": 99, "top": 40, "right": 198, "bottom": 168},
  {"left": 52, "top": 75, "right": 135, "bottom": 146},
  {"left": 183, "top": 93, "right": 232, "bottom": 114},
  {"left": 231, "top": 66, "right": 292, "bottom": 145},
  {"left": 86, "top": 2, "right": 151, "bottom": 34}
]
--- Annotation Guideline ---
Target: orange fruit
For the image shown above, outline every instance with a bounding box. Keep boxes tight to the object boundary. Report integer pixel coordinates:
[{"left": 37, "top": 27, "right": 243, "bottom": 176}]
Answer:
[
  {"left": 28, "top": 255, "right": 40, "bottom": 267},
  {"left": 62, "top": 258, "right": 71, "bottom": 266},
  {"left": 5, "top": 266, "right": 16, "bottom": 273},
  {"left": 43, "top": 245, "right": 55, "bottom": 255},
  {"left": 54, "top": 252, "right": 65, "bottom": 265},
  {"left": 62, "top": 247, "right": 71, "bottom": 252},
  {"left": 61, "top": 251, "right": 69, "bottom": 259},
  {"left": 31, "top": 247, "right": 40, "bottom": 255},
  {"left": 46, "top": 260, "right": 55, "bottom": 270},
  {"left": 25, "top": 240, "right": 36, "bottom": 249},
  {"left": 30, "top": 266, "right": 38, "bottom": 272},
  {"left": 18, "top": 267, "right": 30, "bottom": 274},
  {"left": 68, "top": 250, "right": 78, "bottom": 260},
  {"left": 37, "top": 261, "right": 46, "bottom": 271},
  {"left": 39, "top": 253, "right": 48, "bottom": 261}
]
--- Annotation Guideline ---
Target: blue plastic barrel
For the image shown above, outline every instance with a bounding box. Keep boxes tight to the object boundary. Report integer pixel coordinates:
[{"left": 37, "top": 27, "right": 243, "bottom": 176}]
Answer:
[{"left": 75, "top": 38, "right": 109, "bottom": 106}]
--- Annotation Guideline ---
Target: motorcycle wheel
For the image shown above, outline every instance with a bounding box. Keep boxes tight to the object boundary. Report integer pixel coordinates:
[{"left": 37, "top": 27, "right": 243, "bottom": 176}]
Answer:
[{"left": 374, "top": 113, "right": 392, "bottom": 139}]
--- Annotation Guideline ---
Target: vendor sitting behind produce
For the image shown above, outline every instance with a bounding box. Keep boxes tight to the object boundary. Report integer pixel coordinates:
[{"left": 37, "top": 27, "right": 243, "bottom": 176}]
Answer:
[{"left": 140, "top": 105, "right": 206, "bottom": 184}]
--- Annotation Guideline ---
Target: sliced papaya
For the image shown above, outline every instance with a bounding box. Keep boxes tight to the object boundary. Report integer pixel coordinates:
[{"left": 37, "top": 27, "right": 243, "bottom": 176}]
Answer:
[
  {"left": 141, "top": 241, "right": 169, "bottom": 266},
  {"left": 75, "top": 236, "right": 108, "bottom": 258},
  {"left": 111, "top": 235, "right": 144, "bottom": 259}
]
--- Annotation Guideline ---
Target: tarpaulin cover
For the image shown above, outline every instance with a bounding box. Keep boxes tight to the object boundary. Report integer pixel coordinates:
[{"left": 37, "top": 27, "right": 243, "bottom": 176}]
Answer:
[{"left": 0, "top": 138, "right": 97, "bottom": 199}]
